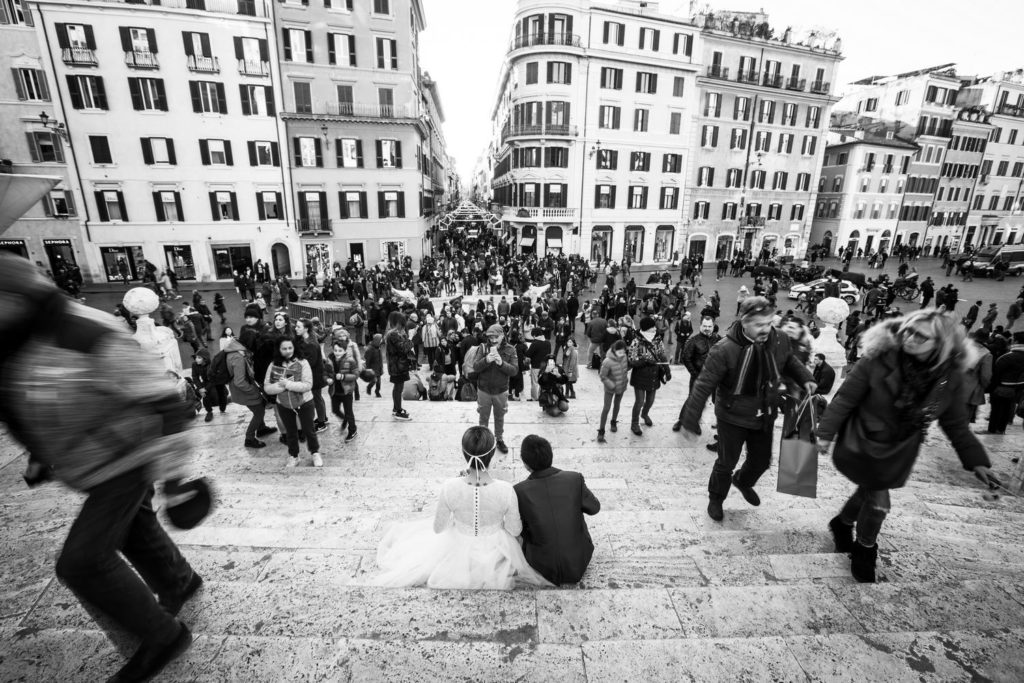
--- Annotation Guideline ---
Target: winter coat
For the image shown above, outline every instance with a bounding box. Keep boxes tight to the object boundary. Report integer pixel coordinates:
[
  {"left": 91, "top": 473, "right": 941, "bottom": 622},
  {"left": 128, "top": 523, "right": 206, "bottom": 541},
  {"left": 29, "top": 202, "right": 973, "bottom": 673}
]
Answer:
[
  {"left": 470, "top": 341, "right": 518, "bottom": 394},
  {"left": 364, "top": 341, "right": 384, "bottom": 375},
  {"left": 297, "top": 335, "right": 326, "bottom": 390},
  {"left": 628, "top": 335, "right": 668, "bottom": 391},
  {"left": 962, "top": 340, "right": 993, "bottom": 406},
  {"left": 385, "top": 329, "right": 414, "bottom": 382},
  {"left": 263, "top": 358, "right": 314, "bottom": 409},
  {"left": 681, "top": 332, "right": 721, "bottom": 384},
  {"left": 327, "top": 345, "right": 363, "bottom": 396},
  {"left": 191, "top": 347, "right": 212, "bottom": 390},
  {"left": 816, "top": 324, "right": 989, "bottom": 488},
  {"left": 562, "top": 347, "right": 579, "bottom": 382},
  {"left": 585, "top": 317, "right": 608, "bottom": 343},
  {"left": 224, "top": 338, "right": 263, "bottom": 407},
  {"left": 680, "top": 322, "right": 812, "bottom": 431},
  {"left": 421, "top": 322, "right": 441, "bottom": 348},
  {"left": 599, "top": 349, "right": 629, "bottom": 394}
]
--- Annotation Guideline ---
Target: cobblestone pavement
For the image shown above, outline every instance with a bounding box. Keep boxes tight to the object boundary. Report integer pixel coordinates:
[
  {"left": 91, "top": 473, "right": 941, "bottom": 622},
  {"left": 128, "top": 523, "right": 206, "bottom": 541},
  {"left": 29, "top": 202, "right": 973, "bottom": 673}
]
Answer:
[{"left": 1, "top": 341, "right": 1023, "bottom": 681}]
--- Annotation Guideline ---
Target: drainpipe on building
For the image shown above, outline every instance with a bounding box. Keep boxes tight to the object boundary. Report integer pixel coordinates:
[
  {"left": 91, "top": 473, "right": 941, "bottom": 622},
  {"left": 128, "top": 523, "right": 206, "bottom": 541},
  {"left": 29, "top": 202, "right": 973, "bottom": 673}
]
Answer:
[{"left": 577, "top": 13, "right": 592, "bottom": 261}]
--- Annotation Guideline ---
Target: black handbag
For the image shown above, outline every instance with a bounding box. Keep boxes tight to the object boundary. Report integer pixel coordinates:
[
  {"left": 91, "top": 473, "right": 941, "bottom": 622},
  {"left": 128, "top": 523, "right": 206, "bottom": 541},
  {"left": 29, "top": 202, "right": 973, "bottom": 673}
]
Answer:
[{"left": 832, "top": 411, "right": 922, "bottom": 490}]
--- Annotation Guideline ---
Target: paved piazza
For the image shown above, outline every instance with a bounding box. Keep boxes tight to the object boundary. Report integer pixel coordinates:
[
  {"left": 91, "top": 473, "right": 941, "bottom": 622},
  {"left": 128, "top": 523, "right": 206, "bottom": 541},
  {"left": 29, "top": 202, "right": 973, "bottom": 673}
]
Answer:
[{"left": 2, "top": 259, "right": 1024, "bottom": 681}]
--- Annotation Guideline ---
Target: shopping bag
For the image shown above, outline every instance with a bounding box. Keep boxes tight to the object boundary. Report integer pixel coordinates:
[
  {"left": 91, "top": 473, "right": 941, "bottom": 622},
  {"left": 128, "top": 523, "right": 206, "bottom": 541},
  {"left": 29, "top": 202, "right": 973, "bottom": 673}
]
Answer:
[{"left": 777, "top": 397, "right": 819, "bottom": 498}]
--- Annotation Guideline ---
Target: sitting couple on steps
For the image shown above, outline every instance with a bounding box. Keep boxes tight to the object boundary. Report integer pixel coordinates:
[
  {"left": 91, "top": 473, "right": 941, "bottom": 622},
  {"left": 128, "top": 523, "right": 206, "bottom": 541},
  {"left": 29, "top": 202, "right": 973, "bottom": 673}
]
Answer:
[{"left": 373, "top": 428, "right": 600, "bottom": 589}]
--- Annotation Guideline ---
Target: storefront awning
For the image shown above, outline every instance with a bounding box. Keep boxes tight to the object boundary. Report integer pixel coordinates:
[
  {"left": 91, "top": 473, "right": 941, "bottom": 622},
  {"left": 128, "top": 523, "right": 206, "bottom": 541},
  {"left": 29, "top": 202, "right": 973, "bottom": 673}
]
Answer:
[
  {"left": 520, "top": 238, "right": 535, "bottom": 247},
  {"left": 547, "top": 239, "right": 563, "bottom": 248}
]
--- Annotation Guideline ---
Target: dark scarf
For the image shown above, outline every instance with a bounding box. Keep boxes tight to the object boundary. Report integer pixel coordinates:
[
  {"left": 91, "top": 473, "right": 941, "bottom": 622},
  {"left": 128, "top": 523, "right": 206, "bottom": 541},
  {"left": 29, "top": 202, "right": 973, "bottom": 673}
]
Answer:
[
  {"left": 735, "top": 336, "right": 780, "bottom": 399},
  {"left": 895, "top": 350, "right": 945, "bottom": 430}
]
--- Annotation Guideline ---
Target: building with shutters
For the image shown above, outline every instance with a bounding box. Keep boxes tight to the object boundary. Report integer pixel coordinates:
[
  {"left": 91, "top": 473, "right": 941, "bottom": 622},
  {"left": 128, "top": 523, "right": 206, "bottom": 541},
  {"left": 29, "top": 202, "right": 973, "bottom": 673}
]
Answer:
[
  {"left": 489, "top": 0, "right": 701, "bottom": 263},
  {"left": 30, "top": 0, "right": 296, "bottom": 283},
  {"left": 273, "top": 0, "right": 445, "bottom": 271},
  {"left": 0, "top": 0, "right": 89, "bottom": 281},
  {"left": 684, "top": 9, "right": 841, "bottom": 263}
]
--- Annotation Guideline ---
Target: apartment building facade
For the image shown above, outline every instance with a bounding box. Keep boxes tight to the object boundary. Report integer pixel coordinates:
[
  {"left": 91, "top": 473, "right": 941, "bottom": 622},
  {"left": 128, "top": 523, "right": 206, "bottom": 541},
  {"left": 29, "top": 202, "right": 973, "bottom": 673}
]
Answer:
[
  {"left": 929, "top": 107, "right": 992, "bottom": 252},
  {"left": 32, "top": 0, "right": 297, "bottom": 284},
  {"left": 490, "top": 0, "right": 701, "bottom": 264},
  {"left": 274, "top": 0, "right": 442, "bottom": 272},
  {"left": 686, "top": 10, "right": 841, "bottom": 262},
  {"left": 1, "top": 0, "right": 89, "bottom": 278},
  {"left": 809, "top": 133, "right": 917, "bottom": 257},
  {"left": 959, "top": 71, "right": 1024, "bottom": 248}
]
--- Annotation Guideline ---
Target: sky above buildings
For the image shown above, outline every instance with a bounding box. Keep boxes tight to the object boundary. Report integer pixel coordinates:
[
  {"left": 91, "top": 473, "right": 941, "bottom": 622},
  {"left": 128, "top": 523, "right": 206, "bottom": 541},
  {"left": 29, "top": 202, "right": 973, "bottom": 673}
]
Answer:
[{"left": 418, "top": 0, "right": 1024, "bottom": 183}]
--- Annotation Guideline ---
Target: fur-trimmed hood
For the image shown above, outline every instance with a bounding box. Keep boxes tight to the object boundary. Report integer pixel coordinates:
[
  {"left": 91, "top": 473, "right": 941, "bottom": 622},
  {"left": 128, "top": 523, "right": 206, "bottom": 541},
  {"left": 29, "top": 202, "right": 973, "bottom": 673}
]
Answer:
[{"left": 857, "top": 318, "right": 966, "bottom": 371}]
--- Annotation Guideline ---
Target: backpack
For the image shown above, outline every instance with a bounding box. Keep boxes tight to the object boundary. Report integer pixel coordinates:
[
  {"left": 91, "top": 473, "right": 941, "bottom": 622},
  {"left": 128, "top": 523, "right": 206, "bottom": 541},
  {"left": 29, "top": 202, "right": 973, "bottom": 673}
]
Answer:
[
  {"left": 459, "top": 379, "right": 478, "bottom": 401},
  {"left": 462, "top": 345, "right": 482, "bottom": 381},
  {"left": 209, "top": 350, "right": 231, "bottom": 385}
]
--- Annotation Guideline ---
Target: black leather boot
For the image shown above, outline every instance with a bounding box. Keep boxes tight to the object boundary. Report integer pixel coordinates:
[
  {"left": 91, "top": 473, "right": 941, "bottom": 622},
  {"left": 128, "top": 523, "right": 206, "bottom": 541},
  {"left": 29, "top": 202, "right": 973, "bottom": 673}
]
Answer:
[
  {"left": 850, "top": 542, "right": 878, "bottom": 583},
  {"left": 828, "top": 516, "right": 855, "bottom": 553}
]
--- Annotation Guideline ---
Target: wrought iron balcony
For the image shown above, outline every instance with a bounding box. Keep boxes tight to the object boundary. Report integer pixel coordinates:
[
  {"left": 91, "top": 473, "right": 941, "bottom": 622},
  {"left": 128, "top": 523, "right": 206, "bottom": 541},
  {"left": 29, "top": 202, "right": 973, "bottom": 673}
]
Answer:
[
  {"left": 706, "top": 65, "right": 730, "bottom": 80},
  {"left": 510, "top": 32, "right": 581, "bottom": 51},
  {"left": 124, "top": 50, "right": 159, "bottom": 69},
  {"left": 297, "top": 218, "right": 332, "bottom": 236},
  {"left": 187, "top": 55, "right": 220, "bottom": 73},
  {"left": 786, "top": 77, "right": 806, "bottom": 92},
  {"left": 62, "top": 47, "right": 97, "bottom": 66},
  {"left": 238, "top": 59, "right": 269, "bottom": 76},
  {"left": 505, "top": 207, "right": 576, "bottom": 219},
  {"left": 118, "top": 0, "right": 267, "bottom": 18},
  {"left": 762, "top": 73, "right": 783, "bottom": 88},
  {"left": 736, "top": 70, "right": 760, "bottom": 84},
  {"left": 809, "top": 80, "right": 831, "bottom": 95},
  {"left": 500, "top": 122, "right": 577, "bottom": 143},
  {"left": 321, "top": 101, "right": 413, "bottom": 118}
]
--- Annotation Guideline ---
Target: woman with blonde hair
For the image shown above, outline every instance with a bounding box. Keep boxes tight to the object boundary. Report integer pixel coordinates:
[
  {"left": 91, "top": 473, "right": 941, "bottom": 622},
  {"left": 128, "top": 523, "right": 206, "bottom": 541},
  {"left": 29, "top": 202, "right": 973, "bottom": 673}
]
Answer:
[{"left": 816, "top": 309, "right": 1000, "bottom": 583}]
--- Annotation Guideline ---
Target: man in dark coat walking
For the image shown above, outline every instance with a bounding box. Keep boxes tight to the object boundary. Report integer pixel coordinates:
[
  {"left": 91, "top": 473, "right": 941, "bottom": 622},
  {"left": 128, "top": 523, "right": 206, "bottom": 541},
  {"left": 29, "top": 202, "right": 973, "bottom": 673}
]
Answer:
[{"left": 514, "top": 435, "right": 600, "bottom": 585}]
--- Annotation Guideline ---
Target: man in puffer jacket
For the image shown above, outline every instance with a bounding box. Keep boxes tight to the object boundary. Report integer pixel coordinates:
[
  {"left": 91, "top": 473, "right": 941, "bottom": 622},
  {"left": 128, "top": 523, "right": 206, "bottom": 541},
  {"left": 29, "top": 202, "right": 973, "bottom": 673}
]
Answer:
[
  {"left": 0, "top": 252, "right": 203, "bottom": 681},
  {"left": 471, "top": 324, "right": 519, "bottom": 454},
  {"left": 679, "top": 297, "right": 815, "bottom": 522},
  {"left": 225, "top": 336, "right": 274, "bottom": 448}
]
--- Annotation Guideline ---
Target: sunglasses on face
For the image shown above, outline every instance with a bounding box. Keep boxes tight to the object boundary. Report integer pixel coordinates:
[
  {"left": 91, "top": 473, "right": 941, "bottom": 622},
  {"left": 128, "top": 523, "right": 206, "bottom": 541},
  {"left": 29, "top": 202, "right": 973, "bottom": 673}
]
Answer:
[{"left": 904, "top": 329, "right": 932, "bottom": 343}]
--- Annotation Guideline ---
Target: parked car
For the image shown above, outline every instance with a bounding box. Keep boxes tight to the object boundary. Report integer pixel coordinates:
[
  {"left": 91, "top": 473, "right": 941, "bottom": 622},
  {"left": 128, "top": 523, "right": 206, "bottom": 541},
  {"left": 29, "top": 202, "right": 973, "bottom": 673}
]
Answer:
[{"left": 788, "top": 278, "right": 861, "bottom": 306}]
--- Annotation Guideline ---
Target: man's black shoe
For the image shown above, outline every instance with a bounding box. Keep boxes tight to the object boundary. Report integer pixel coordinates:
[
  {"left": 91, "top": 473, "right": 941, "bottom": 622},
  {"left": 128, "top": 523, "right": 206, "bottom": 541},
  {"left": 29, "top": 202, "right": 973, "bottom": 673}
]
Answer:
[
  {"left": 705, "top": 442, "right": 719, "bottom": 452},
  {"left": 672, "top": 421, "right": 682, "bottom": 432},
  {"left": 255, "top": 426, "right": 278, "bottom": 437},
  {"left": 159, "top": 572, "right": 203, "bottom": 616},
  {"left": 244, "top": 438, "right": 266, "bottom": 449},
  {"left": 496, "top": 439, "right": 509, "bottom": 454},
  {"left": 732, "top": 472, "right": 760, "bottom": 506},
  {"left": 107, "top": 621, "right": 192, "bottom": 683},
  {"left": 707, "top": 499, "right": 724, "bottom": 522}
]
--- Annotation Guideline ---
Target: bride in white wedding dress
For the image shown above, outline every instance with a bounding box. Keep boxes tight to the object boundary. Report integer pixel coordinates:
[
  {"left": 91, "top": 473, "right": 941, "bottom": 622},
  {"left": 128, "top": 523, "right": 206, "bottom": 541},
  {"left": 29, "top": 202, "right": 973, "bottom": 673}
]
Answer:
[{"left": 373, "top": 426, "right": 551, "bottom": 589}]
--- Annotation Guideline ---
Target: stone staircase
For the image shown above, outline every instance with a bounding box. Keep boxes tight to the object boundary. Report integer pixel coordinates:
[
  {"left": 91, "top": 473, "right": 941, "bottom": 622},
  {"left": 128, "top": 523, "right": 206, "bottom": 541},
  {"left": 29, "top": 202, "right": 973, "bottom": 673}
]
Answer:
[{"left": 1, "top": 365, "right": 1023, "bottom": 682}]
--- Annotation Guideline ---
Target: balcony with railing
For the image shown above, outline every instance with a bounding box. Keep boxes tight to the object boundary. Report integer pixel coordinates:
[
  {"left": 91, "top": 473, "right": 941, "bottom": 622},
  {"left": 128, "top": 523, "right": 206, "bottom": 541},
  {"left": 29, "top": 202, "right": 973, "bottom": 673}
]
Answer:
[
  {"left": 187, "top": 55, "right": 220, "bottom": 73},
  {"left": 124, "top": 50, "right": 159, "bottom": 69},
  {"left": 115, "top": 0, "right": 268, "bottom": 18},
  {"left": 762, "top": 73, "right": 783, "bottom": 89},
  {"left": 997, "top": 104, "right": 1024, "bottom": 119},
  {"left": 296, "top": 218, "right": 332, "bottom": 236},
  {"left": 785, "top": 77, "right": 806, "bottom": 92},
  {"left": 809, "top": 80, "right": 831, "bottom": 95},
  {"left": 510, "top": 32, "right": 581, "bottom": 51},
  {"left": 736, "top": 70, "right": 760, "bottom": 85},
  {"left": 318, "top": 101, "right": 414, "bottom": 118},
  {"left": 238, "top": 59, "right": 269, "bottom": 76},
  {"left": 705, "top": 65, "right": 730, "bottom": 80},
  {"left": 504, "top": 207, "right": 577, "bottom": 219},
  {"left": 62, "top": 47, "right": 97, "bottom": 66},
  {"left": 500, "top": 121, "right": 577, "bottom": 143}
]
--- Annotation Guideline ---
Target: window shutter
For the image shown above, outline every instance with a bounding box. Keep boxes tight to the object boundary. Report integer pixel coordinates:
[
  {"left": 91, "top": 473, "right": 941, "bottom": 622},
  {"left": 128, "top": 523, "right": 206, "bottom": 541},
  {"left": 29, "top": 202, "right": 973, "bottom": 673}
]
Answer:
[
  {"left": 120, "top": 27, "right": 132, "bottom": 52},
  {"left": 257, "top": 193, "right": 266, "bottom": 220},
  {"left": 375, "top": 140, "right": 383, "bottom": 167},
  {"left": 294, "top": 138, "right": 303, "bottom": 166},
  {"left": 199, "top": 139, "right": 210, "bottom": 165},
  {"left": 297, "top": 194, "right": 308, "bottom": 222},
  {"left": 116, "top": 191, "right": 127, "bottom": 221},
  {"left": 83, "top": 25, "right": 96, "bottom": 49},
  {"left": 602, "top": 22, "right": 609, "bottom": 43},
  {"left": 376, "top": 38, "right": 384, "bottom": 69},
  {"left": 230, "top": 193, "right": 239, "bottom": 220},
  {"left": 377, "top": 191, "right": 386, "bottom": 218},
  {"left": 334, "top": 139, "right": 343, "bottom": 166},
  {"left": 233, "top": 36, "right": 243, "bottom": 60},
  {"left": 64, "top": 191, "right": 76, "bottom": 217},
  {"left": 324, "top": 0, "right": 330, "bottom": 7},
  {"left": 263, "top": 87, "right": 275, "bottom": 116},
  {"left": 327, "top": 33, "right": 335, "bottom": 64},
  {"left": 94, "top": 77, "right": 108, "bottom": 109},
  {"left": 147, "top": 28, "right": 158, "bottom": 53},
  {"left": 397, "top": 192, "right": 405, "bottom": 218},
  {"left": 305, "top": 30, "right": 313, "bottom": 62},
  {"left": 617, "top": 24, "right": 624, "bottom": 46},
  {"left": 41, "top": 193, "right": 53, "bottom": 217},
  {"left": 224, "top": 140, "right": 233, "bottom": 166},
  {"left": 182, "top": 32, "right": 194, "bottom": 57},
  {"left": 55, "top": 24, "right": 70, "bottom": 49},
  {"left": 358, "top": 192, "right": 367, "bottom": 218},
  {"left": 156, "top": 80, "right": 167, "bottom": 111},
  {"left": 141, "top": 137, "right": 153, "bottom": 164},
  {"left": 247, "top": 140, "right": 257, "bottom": 165},
  {"left": 128, "top": 78, "right": 143, "bottom": 110},
  {"left": 37, "top": 71, "right": 50, "bottom": 101},
  {"left": 547, "top": 62, "right": 554, "bottom": 83},
  {"left": 216, "top": 83, "right": 227, "bottom": 113},
  {"left": 153, "top": 191, "right": 165, "bottom": 221},
  {"left": 314, "top": 138, "right": 323, "bottom": 167},
  {"left": 174, "top": 193, "right": 183, "bottom": 221},
  {"left": 25, "top": 133, "right": 40, "bottom": 162},
  {"left": 258, "top": 38, "right": 269, "bottom": 62},
  {"left": 189, "top": 81, "right": 201, "bottom": 112},
  {"left": 394, "top": 141, "right": 402, "bottom": 168},
  {"left": 712, "top": 127, "right": 719, "bottom": 147},
  {"left": 199, "top": 33, "right": 211, "bottom": 57},
  {"left": 389, "top": 38, "right": 397, "bottom": 68},
  {"left": 94, "top": 191, "right": 108, "bottom": 221},
  {"left": 282, "top": 28, "right": 292, "bottom": 61},
  {"left": 317, "top": 191, "right": 327, "bottom": 220},
  {"left": 652, "top": 30, "right": 660, "bottom": 51},
  {"left": 594, "top": 185, "right": 600, "bottom": 208},
  {"left": 209, "top": 192, "right": 220, "bottom": 221},
  {"left": 166, "top": 139, "right": 177, "bottom": 164},
  {"left": 338, "top": 192, "right": 349, "bottom": 219},
  {"left": 239, "top": 84, "right": 251, "bottom": 115},
  {"left": 270, "top": 141, "right": 279, "bottom": 166},
  {"left": 355, "top": 139, "right": 364, "bottom": 165}
]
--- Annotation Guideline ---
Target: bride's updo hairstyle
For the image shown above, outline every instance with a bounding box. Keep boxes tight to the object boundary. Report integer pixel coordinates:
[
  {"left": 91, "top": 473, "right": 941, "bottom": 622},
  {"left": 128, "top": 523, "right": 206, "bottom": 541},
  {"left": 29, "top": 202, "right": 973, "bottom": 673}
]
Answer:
[{"left": 462, "top": 426, "right": 496, "bottom": 471}]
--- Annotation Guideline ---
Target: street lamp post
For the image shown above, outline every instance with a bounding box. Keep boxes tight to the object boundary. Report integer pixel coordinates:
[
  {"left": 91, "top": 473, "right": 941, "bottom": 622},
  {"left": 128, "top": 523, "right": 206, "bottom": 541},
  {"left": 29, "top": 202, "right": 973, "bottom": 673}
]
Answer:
[
  {"left": 580, "top": 139, "right": 601, "bottom": 262},
  {"left": 38, "top": 111, "right": 69, "bottom": 142}
]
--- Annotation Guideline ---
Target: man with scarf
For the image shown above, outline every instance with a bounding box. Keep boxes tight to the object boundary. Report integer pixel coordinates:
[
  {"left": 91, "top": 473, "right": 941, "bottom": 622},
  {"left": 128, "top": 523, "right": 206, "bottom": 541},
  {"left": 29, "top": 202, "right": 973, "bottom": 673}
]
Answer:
[{"left": 679, "top": 297, "right": 816, "bottom": 521}]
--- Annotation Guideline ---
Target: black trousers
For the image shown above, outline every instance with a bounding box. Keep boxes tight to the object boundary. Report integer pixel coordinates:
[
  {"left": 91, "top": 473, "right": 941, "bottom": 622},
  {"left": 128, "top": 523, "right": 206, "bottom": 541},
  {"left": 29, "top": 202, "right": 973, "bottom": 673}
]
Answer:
[
  {"left": 709, "top": 419, "right": 775, "bottom": 501},
  {"left": 202, "top": 384, "right": 227, "bottom": 413},
  {"left": 988, "top": 395, "right": 1016, "bottom": 434}
]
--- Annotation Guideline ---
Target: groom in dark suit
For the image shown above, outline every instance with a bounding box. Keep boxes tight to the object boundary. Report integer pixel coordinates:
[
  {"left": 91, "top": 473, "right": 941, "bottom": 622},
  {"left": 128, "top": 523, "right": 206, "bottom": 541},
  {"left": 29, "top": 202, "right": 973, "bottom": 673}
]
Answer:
[{"left": 514, "top": 435, "right": 601, "bottom": 585}]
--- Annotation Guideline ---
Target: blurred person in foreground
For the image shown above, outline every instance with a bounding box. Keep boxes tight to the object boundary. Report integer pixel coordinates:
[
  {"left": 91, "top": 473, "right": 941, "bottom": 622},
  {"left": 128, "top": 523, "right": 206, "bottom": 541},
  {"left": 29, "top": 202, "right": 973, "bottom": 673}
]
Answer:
[
  {"left": 816, "top": 309, "right": 999, "bottom": 583},
  {"left": 0, "top": 252, "right": 207, "bottom": 681}
]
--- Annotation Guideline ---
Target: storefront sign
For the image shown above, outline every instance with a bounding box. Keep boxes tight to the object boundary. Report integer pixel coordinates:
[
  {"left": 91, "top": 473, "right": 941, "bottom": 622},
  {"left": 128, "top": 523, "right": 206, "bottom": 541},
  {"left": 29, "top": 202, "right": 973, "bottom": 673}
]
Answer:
[
  {"left": 0, "top": 239, "right": 26, "bottom": 247},
  {"left": 43, "top": 238, "right": 73, "bottom": 246}
]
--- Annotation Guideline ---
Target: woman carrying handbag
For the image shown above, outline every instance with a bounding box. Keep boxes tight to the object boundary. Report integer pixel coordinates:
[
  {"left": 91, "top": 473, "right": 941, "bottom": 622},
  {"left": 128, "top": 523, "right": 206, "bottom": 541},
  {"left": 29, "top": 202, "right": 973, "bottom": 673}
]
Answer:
[{"left": 815, "top": 309, "right": 1001, "bottom": 583}]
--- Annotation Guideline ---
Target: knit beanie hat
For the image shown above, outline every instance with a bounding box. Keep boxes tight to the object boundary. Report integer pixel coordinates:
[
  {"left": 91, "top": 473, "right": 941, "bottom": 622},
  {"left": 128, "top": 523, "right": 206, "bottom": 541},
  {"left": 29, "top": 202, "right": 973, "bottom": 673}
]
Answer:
[
  {"left": 244, "top": 303, "right": 262, "bottom": 319},
  {"left": 486, "top": 324, "right": 504, "bottom": 337}
]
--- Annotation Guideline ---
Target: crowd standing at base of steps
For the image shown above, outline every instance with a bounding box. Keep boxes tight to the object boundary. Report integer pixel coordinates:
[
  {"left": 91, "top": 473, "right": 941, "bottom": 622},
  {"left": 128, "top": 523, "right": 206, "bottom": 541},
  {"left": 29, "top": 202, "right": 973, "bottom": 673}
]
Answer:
[{"left": 4, "top": 230, "right": 1023, "bottom": 681}]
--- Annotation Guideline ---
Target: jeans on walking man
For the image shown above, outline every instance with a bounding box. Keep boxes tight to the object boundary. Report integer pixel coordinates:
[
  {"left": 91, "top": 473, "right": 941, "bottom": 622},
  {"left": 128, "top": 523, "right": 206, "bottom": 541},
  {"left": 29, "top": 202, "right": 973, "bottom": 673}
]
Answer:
[{"left": 471, "top": 324, "right": 519, "bottom": 454}]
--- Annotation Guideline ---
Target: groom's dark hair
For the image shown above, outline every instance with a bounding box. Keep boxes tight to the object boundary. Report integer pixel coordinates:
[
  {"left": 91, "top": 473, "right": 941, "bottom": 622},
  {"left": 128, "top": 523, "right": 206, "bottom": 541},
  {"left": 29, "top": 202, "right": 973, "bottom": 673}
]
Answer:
[{"left": 520, "top": 435, "right": 553, "bottom": 471}]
